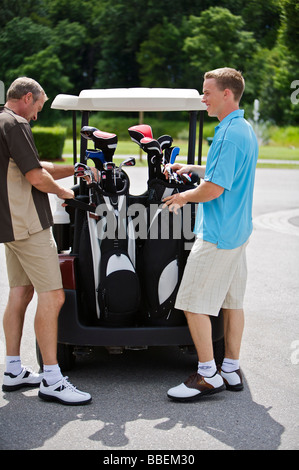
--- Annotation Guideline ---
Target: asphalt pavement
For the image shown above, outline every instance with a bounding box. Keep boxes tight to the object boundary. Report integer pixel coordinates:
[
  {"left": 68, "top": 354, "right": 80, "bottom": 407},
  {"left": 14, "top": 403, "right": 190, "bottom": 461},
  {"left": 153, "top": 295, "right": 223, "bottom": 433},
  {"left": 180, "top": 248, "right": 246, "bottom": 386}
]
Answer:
[{"left": 0, "top": 168, "right": 298, "bottom": 451}]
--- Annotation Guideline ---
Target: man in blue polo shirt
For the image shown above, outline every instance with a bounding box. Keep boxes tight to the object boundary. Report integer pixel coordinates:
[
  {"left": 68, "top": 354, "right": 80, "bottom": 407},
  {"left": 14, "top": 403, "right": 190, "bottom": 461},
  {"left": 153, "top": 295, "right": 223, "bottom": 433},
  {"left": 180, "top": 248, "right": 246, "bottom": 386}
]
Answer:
[
  {"left": 163, "top": 67, "right": 258, "bottom": 401},
  {"left": 195, "top": 107, "right": 257, "bottom": 249}
]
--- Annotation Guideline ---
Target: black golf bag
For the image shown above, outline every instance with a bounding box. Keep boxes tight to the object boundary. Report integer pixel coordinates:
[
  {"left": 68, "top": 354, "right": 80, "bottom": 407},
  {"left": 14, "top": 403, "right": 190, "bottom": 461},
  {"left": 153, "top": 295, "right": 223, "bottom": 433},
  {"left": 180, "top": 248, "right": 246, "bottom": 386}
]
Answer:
[
  {"left": 128, "top": 125, "right": 198, "bottom": 326},
  {"left": 137, "top": 178, "right": 196, "bottom": 326},
  {"left": 96, "top": 193, "right": 141, "bottom": 326},
  {"left": 72, "top": 124, "right": 197, "bottom": 327},
  {"left": 76, "top": 129, "right": 141, "bottom": 327}
]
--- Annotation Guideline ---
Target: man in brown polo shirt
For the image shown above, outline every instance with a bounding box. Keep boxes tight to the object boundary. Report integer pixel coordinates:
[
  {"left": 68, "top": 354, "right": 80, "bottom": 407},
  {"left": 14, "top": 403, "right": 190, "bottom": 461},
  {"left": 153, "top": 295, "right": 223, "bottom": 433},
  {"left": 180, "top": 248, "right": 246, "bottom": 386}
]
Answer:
[{"left": 0, "top": 77, "right": 91, "bottom": 405}]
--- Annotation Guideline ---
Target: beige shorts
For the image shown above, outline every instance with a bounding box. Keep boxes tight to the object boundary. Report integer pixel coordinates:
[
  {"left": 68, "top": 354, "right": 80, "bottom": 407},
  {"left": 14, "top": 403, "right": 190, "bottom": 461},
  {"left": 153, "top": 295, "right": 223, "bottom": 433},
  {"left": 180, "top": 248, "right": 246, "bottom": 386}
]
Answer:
[
  {"left": 4, "top": 228, "right": 63, "bottom": 294},
  {"left": 175, "top": 238, "right": 248, "bottom": 316}
]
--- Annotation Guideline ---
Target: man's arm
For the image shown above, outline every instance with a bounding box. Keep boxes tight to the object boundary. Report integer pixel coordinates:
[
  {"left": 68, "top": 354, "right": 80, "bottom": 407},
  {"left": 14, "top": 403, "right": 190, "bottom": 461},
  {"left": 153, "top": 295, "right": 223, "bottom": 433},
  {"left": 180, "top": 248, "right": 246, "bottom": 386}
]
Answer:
[
  {"left": 167, "top": 163, "right": 206, "bottom": 180},
  {"left": 40, "top": 161, "right": 74, "bottom": 180},
  {"left": 41, "top": 161, "right": 99, "bottom": 182},
  {"left": 163, "top": 180, "right": 224, "bottom": 214},
  {"left": 25, "top": 167, "right": 74, "bottom": 199}
]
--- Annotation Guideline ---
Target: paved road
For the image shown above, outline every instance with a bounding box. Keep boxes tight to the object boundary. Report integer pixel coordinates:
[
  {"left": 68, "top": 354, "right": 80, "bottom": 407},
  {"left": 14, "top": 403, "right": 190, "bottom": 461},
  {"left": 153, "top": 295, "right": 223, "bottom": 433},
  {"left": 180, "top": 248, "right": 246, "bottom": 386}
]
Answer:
[{"left": 0, "top": 168, "right": 298, "bottom": 451}]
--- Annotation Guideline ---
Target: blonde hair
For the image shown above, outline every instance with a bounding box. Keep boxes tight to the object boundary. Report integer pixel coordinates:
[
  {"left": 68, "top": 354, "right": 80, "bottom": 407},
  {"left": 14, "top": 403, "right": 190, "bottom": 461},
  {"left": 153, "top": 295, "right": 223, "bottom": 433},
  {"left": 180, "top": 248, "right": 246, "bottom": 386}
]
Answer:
[
  {"left": 7, "top": 77, "right": 47, "bottom": 103},
  {"left": 204, "top": 68, "right": 245, "bottom": 102}
]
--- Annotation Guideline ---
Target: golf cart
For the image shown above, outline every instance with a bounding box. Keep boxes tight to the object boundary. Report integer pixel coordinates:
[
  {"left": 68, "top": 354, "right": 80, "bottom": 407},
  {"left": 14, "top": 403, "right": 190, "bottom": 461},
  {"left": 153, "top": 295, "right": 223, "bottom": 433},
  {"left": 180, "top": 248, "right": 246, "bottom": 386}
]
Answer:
[{"left": 36, "top": 88, "right": 224, "bottom": 371}]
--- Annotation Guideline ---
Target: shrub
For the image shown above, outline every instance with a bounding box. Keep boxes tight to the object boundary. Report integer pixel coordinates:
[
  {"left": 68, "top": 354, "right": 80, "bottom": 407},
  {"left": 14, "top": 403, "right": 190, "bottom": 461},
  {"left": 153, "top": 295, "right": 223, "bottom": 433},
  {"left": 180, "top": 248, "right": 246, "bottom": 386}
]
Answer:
[
  {"left": 32, "top": 126, "right": 67, "bottom": 160},
  {"left": 268, "top": 125, "right": 299, "bottom": 147}
]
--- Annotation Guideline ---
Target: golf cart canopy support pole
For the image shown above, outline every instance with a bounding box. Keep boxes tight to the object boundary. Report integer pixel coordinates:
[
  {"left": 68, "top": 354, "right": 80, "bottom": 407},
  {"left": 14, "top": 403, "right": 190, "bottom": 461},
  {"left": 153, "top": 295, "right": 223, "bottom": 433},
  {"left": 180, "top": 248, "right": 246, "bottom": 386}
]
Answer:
[{"left": 188, "top": 111, "right": 198, "bottom": 165}]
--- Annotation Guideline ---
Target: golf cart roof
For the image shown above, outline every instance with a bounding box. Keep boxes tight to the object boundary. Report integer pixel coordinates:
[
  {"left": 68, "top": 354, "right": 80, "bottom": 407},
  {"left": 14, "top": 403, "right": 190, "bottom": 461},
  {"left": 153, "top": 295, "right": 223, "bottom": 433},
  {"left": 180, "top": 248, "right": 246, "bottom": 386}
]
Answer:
[{"left": 51, "top": 88, "right": 206, "bottom": 112}]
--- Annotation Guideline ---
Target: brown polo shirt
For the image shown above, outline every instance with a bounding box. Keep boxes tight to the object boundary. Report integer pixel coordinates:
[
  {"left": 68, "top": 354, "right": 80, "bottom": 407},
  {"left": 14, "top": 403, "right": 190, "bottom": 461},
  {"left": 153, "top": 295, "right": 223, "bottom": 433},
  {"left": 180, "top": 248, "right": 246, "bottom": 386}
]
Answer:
[{"left": 0, "top": 106, "right": 53, "bottom": 243}]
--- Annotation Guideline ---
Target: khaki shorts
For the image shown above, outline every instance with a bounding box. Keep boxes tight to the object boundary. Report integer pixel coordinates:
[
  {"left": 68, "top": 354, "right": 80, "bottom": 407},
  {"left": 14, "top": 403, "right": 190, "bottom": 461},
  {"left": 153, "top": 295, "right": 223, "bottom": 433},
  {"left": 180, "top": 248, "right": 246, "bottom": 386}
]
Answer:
[
  {"left": 175, "top": 238, "right": 248, "bottom": 316},
  {"left": 4, "top": 228, "right": 63, "bottom": 293}
]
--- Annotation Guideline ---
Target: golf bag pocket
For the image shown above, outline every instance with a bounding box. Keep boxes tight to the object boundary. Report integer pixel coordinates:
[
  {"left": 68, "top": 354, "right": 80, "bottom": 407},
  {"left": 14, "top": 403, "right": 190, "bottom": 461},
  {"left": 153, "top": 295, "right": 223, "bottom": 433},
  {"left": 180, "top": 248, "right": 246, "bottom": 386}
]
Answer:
[
  {"left": 98, "top": 249, "right": 140, "bottom": 326},
  {"left": 139, "top": 177, "right": 197, "bottom": 325},
  {"left": 78, "top": 217, "right": 99, "bottom": 325},
  {"left": 141, "top": 235, "right": 185, "bottom": 326}
]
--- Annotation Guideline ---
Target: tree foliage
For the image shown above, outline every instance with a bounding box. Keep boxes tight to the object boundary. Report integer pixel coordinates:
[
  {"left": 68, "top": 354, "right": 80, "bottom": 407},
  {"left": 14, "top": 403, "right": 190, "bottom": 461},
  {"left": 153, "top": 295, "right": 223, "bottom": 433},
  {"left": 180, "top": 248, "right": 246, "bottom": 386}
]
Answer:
[
  {"left": 0, "top": 0, "right": 297, "bottom": 124},
  {"left": 183, "top": 8, "right": 257, "bottom": 92}
]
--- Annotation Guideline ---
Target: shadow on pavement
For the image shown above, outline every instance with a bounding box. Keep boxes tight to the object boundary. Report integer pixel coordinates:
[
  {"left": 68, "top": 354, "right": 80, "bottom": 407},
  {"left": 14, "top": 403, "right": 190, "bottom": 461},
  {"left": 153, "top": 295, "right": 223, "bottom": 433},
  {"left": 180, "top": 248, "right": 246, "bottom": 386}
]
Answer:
[{"left": 0, "top": 346, "right": 284, "bottom": 450}]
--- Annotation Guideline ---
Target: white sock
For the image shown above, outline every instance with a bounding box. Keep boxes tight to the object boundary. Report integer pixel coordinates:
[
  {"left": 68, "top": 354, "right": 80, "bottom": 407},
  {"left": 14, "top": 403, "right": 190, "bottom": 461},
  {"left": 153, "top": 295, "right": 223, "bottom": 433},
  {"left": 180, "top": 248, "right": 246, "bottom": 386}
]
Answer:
[
  {"left": 43, "top": 364, "right": 63, "bottom": 385},
  {"left": 197, "top": 359, "right": 217, "bottom": 378},
  {"left": 6, "top": 356, "right": 22, "bottom": 376},
  {"left": 221, "top": 357, "right": 239, "bottom": 373}
]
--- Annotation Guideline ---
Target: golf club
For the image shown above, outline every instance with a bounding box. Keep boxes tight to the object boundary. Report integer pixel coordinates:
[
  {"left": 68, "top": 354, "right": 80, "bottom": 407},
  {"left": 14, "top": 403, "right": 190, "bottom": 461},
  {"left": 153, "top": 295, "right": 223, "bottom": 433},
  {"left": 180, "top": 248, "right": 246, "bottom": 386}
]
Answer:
[
  {"left": 118, "top": 156, "right": 136, "bottom": 171},
  {"left": 157, "top": 135, "right": 173, "bottom": 152},
  {"left": 80, "top": 126, "right": 99, "bottom": 140},
  {"left": 140, "top": 137, "right": 163, "bottom": 179},
  {"left": 128, "top": 124, "right": 153, "bottom": 146},
  {"left": 85, "top": 149, "right": 106, "bottom": 170},
  {"left": 92, "top": 130, "right": 118, "bottom": 162}
]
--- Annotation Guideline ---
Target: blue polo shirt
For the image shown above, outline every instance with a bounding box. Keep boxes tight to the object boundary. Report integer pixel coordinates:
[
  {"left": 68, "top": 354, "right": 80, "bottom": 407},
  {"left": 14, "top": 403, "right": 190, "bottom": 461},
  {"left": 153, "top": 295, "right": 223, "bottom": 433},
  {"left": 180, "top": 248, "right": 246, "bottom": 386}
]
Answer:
[{"left": 194, "top": 109, "right": 258, "bottom": 249}]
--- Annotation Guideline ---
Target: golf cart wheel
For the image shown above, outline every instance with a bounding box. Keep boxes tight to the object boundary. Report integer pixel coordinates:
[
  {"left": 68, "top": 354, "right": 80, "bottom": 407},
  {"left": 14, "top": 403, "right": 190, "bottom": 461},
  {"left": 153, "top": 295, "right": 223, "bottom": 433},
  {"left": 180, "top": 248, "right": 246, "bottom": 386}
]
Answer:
[{"left": 36, "top": 341, "right": 76, "bottom": 372}]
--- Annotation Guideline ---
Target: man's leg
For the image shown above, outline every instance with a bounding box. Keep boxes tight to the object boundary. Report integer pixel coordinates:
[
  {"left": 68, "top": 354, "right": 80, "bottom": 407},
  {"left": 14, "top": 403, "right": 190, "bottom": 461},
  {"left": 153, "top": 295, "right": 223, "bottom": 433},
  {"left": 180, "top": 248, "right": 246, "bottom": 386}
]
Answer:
[
  {"left": 222, "top": 308, "right": 244, "bottom": 360},
  {"left": 2, "top": 285, "right": 43, "bottom": 391},
  {"left": 167, "top": 311, "right": 225, "bottom": 401},
  {"left": 185, "top": 308, "right": 244, "bottom": 364},
  {"left": 185, "top": 311, "right": 219, "bottom": 377},
  {"left": 185, "top": 311, "right": 213, "bottom": 362},
  {"left": 34, "top": 288, "right": 65, "bottom": 366},
  {"left": 35, "top": 289, "right": 92, "bottom": 405},
  {"left": 3, "top": 285, "right": 34, "bottom": 356},
  {"left": 220, "top": 308, "right": 244, "bottom": 391}
]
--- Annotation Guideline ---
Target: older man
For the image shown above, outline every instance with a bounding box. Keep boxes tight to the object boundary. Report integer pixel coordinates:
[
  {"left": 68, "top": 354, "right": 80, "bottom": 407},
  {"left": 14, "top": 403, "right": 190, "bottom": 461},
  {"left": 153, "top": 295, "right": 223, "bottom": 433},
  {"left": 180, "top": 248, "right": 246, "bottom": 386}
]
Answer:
[{"left": 0, "top": 77, "right": 91, "bottom": 405}]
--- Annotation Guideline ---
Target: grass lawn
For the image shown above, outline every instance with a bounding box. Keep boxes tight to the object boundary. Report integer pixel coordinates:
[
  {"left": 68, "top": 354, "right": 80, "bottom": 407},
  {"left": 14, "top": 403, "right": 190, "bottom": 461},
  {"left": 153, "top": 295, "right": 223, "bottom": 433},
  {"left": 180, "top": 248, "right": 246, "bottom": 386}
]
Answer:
[{"left": 61, "top": 139, "right": 299, "bottom": 169}]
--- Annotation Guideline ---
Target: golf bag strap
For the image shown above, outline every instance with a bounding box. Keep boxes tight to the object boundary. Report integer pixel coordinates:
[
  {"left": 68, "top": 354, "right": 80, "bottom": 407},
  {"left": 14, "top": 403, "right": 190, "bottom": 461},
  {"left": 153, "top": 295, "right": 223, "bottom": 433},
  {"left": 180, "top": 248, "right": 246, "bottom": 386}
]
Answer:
[{"left": 64, "top": 198, "right": 96, "bottom": 213}]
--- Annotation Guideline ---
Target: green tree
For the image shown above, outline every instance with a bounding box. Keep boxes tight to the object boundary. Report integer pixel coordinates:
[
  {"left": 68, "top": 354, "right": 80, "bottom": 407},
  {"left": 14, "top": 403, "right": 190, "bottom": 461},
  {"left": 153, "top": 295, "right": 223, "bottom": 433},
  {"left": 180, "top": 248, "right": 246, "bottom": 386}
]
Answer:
[
  {"left": 0, "top": 0, "right": 48, "bottom": 28},
  {"left": 241, "top": 0, "right": 282, "bottom": 49},
  {"left": 51, "top": 20, "right": 87, "bottom": 92},
  {"left": 137, "top": 19, "right": 187, "bottom": 88},
  {"left": 281, "top": 0, "right": 299, "bottom": 123},
  {"left": 93, "top": 0, "right": 212, "bottom": 88},
  {"left": 0, "top": 17, "right": 52, "bottom": 78},
  {"left": 0, "top": 0, "right": 297, "bottom": 125},
  {"left": 281, "top": 0, "right": 299, "bottom": 57},
  {"left": 183, "top": 7, "right": 257, "bottom": 95},
  {"left": 246, "top": 0, "right": 299, "bottom": 125},
  {"left": 6, "top": 46, "right": 72, "bottom": 122}
]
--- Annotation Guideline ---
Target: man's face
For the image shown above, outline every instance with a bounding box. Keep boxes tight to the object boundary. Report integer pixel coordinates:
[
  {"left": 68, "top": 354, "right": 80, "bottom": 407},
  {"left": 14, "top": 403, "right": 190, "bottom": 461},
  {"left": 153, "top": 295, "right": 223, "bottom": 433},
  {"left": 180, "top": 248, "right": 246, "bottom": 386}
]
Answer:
[
  {"left": 202, "top": 78, "right": 225, "bottom": 118},
  {"left": 22, "top": 92, "right": 45, "bottom": 122}
]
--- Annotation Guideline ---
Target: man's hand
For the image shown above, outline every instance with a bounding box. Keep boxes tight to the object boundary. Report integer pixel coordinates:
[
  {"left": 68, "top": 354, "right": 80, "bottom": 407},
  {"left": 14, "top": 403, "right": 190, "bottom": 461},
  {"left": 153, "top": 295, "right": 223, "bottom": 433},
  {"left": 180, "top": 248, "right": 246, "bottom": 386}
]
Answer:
[
  {"left": 162, "top": 192, "right": 188, "bottom": 214},
  {"left": 57, "top": 187, "right": 75, "bottom": 200},
  {"left": 163, "top": 179, "right": 225, "bottom": 212},
  {"left": 164, "top": 163, "right": 206, "bottom": 180},
  {"left": 164, "top": 163, "right": 193, "bottom": 180},
  {"left": 26, "top": 167, "right": 75, "bottom": 199}
]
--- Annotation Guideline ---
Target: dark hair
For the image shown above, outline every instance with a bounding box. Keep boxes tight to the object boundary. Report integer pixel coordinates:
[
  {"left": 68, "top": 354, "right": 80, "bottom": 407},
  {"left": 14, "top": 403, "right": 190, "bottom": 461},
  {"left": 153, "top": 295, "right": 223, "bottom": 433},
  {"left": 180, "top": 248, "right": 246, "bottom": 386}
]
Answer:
[
  {"left": 204, "top": 68, "right": 245, "bottom": 102},
  {"left": 7, "top": 77, "right": 47, "bottom": 103}
]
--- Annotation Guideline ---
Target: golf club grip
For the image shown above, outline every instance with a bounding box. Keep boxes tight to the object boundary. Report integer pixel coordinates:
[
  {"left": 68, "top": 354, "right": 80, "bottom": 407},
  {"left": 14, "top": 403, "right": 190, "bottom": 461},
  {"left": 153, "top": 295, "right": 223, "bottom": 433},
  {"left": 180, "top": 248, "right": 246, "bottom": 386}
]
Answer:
[{"left": 64, "top": 198, "right": 96, "bottom": 213}]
